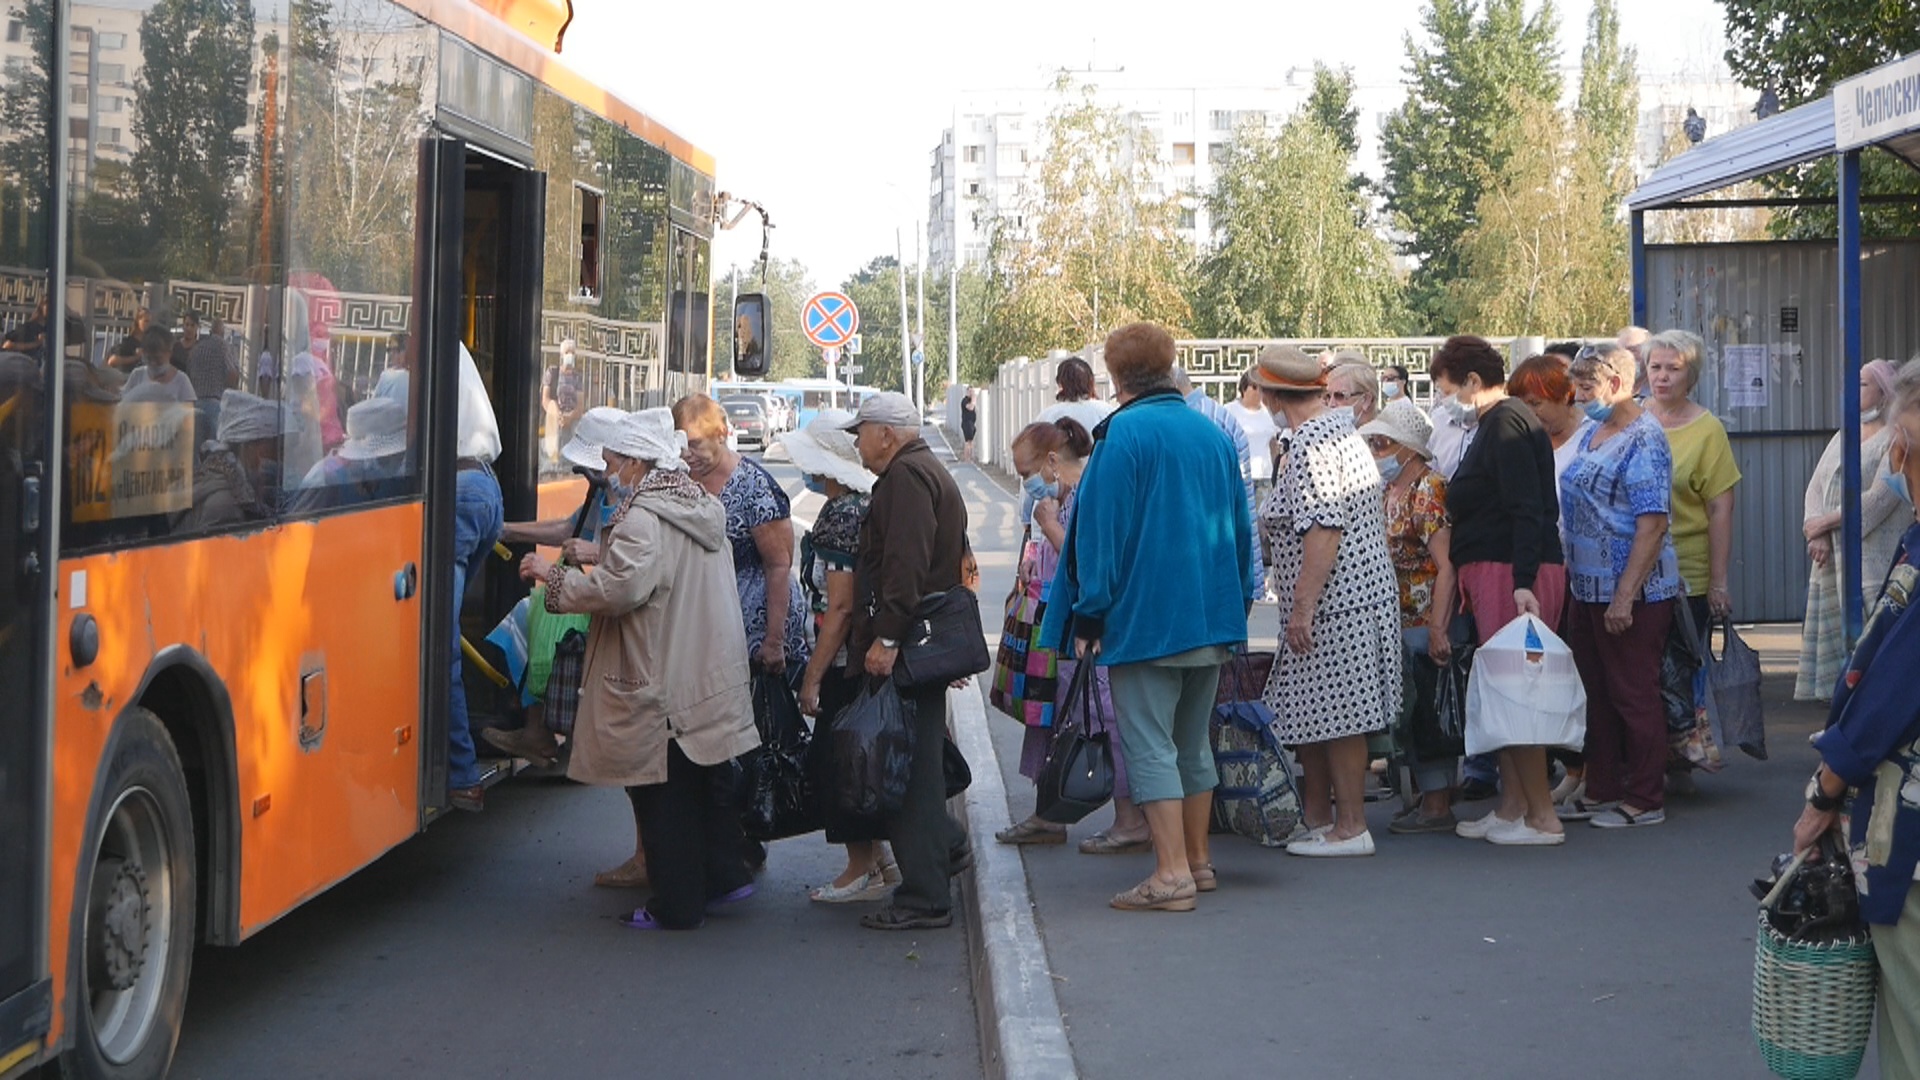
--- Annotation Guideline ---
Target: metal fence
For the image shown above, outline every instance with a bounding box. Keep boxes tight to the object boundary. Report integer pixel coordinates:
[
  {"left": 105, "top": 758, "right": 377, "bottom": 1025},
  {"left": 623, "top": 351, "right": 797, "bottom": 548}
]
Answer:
[{"left": 973, "top": 337, "right": 1527, "bottom": 470}]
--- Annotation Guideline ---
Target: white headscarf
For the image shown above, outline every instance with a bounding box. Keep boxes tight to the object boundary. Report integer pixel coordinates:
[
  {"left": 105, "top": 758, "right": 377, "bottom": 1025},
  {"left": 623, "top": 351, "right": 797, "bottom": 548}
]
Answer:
[{"left": 606, "top": 407, "right": 687, "bottom": 471}]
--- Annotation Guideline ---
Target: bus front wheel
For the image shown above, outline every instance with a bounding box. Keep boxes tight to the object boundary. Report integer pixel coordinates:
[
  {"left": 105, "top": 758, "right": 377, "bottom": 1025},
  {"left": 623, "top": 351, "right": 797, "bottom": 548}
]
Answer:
[{"left": 62, "top": 708, "right": 196, "bottom": 1080}]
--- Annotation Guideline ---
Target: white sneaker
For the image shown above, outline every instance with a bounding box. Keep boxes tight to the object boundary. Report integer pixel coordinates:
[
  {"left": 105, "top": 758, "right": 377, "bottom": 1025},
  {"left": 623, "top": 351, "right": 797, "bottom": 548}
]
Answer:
[
  {"left": 1455, "top": 813, "right": 1516, "bottom": 840},
  {"left": 1485, "top": 817, "right": 1567, "bottom": 846},
  {"left": 1284, "top": 830, "right": 1375, "bottom": 857}
]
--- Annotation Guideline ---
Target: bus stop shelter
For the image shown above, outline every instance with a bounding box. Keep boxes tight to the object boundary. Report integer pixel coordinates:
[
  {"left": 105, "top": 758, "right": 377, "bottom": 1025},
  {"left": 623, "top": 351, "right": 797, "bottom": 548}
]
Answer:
[{"left": 1627, "top": 50, "right": 1920, "bottom": 642}]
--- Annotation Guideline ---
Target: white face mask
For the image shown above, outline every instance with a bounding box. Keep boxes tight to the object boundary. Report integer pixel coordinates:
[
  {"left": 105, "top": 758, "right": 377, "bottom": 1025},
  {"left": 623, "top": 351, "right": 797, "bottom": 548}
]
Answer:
[{"left": 1381, "top": 382, "right": 1403, "bottom": 401}]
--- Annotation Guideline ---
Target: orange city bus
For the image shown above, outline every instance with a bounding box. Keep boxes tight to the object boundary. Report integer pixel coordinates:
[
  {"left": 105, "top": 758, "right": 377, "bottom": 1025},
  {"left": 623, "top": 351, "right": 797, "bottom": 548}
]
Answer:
[{"left": 0, "top": 2, "right": 718, "bottom": 1076}]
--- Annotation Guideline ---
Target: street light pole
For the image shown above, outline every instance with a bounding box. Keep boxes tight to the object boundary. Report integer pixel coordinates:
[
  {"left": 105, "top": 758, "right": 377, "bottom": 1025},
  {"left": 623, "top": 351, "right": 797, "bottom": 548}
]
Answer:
[
  {"left": 915, "top": 222, "right": 926, "bottom": 413},
  {"left": 895, "top": 227, "right": 912, "bottom": 405}
]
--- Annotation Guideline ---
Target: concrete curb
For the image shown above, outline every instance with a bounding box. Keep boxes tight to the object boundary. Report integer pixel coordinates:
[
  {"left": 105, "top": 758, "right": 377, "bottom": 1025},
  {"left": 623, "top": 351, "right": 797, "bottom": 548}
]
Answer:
[{"left": 951, "top": 679, "right": 1078, "bottom": 1080}]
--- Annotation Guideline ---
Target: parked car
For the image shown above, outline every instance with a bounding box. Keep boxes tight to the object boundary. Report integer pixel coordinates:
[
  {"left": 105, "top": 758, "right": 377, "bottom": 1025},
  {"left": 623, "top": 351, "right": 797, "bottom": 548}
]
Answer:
[
  {"left": 723, "top": 398, "right": 770, "bottom": 451},
  {"left": 720, "top": 391, "right": 790, "bottom": 434}
]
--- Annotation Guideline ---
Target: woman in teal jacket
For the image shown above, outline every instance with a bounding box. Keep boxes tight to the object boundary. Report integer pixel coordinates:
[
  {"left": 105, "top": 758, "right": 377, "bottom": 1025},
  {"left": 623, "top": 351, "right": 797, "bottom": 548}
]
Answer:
[{"left": 1042, "top": 323, "right": 1256, "bottom": 913}]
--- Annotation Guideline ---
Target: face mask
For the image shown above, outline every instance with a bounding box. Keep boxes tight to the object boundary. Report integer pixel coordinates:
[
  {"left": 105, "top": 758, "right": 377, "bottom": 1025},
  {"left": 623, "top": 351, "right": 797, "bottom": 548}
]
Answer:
[
  {"left": 803, "top": 475, "right": 827, "bottom": 496},
  {"left": 1381, "top": 382, "right": 1403, "bottom": 401},
  {"left": 1862, "top": 406, "right": 1883, "bottom": 424},
  {"left": 1582, "top": 398, "right": 1613, "bottom": 423},
  {"left": 1437, "top": 396, "right": 1472, "bottom": 425},
  {"left": 1377, "top": 454, "right": 1404, "bottom": 483},
  {"left": 1023, "top": 473, "right": 1057, "bottom": 503}
]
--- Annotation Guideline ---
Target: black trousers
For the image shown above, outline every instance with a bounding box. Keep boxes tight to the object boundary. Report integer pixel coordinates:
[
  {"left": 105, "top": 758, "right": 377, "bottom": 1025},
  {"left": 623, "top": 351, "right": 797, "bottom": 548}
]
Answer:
[
  {"left": 884, "top": 685, "right": 968, "bottom": 915},
  {"left": 627, "top": 741, "right": 752, "bottom": 929}
]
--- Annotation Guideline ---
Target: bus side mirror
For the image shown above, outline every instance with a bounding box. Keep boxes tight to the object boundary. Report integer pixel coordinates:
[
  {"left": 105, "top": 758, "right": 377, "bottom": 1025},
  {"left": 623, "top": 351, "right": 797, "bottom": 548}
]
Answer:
[{"left": 733, "top": 293, "right": 769, "bottom": 379}]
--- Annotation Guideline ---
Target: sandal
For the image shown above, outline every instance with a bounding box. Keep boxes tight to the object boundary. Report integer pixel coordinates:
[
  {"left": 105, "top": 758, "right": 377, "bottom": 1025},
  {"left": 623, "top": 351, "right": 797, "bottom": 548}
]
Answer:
[
  {"left": 594, "top": 856, "right": 650, "bottom": 889},
  {"left": 620, "top": 907, "right": 699, "bottom": 931},
  {"left": 1190, "top": 865, "right": 1217, "bottom": 893},
  {"left": 994, "top": 818, "right": 1066, "bottom": 845},
  {"left": 1590, "top": 805, "right": 1665, "bottom": 829},
  {"left": 1110, "top": 877, "right": 1197, "bottom": 912},
  {"left": 810, "top": 870, "right": 889, "bottom": 904},
  {"left": 876, "top": 848, "right": 903, "bottom": 887},
  {"left": 1078, "top": 831, "right": 1152, "bottom": 855}
]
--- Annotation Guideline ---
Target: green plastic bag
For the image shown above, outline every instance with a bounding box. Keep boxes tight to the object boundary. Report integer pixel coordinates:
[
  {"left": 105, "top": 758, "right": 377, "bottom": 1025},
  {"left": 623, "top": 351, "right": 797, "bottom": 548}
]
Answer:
[{"left": 525, "top": 584, "right": 590, "bottom": 699}]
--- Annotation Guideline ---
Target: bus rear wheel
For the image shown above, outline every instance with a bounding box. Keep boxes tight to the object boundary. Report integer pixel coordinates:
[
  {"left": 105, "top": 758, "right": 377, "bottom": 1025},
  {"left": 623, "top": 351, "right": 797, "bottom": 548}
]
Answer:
[{"left": 62, "top": 708, "right": 196, "bottom": 1080}]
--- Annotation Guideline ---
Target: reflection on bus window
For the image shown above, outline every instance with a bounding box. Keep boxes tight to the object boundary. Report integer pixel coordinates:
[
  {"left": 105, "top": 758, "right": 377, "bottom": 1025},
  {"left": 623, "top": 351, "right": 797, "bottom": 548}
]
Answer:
[{"left": 284, "top": 397, "right": 411, "bottom": 515}]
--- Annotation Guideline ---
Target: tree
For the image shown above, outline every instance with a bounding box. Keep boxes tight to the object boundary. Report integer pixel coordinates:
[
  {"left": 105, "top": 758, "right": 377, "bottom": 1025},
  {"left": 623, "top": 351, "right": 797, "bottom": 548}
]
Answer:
[
  {"left": 283, "top": 0, "right": 428, "bottom": 293},
  {"left": 1574, "top": 0, "right": 1638, "bottom": 213},
  {"left": 1719, "top": 0, "right": 1920, "bottom": 237},
  {"left": 1451, "top": 93, "right": 1627, "bottom": 335},
  {"left": 1306, "top": 64, "right": 1362, "bottom": 161},
  {"left": 1644, "top": 126, "right": 1773, "bottom": 243},
  {"left": 710, "top": 256, "right": 819, "bottom": 382},
  {"left": 132, "top": 0, "right": 255, "bottom": 276},
  {"left": 0, "top": 0, "right": 51, "bottom": 266},
  {"left": 1379, "top": 0, "right": 1562, "bottom": 328},
  {"left": 973, "top": 77, "right": 1193, "bottom": 367},
  {"left": 1193, "top": 113, "right": 1402, "bottom": 338}
]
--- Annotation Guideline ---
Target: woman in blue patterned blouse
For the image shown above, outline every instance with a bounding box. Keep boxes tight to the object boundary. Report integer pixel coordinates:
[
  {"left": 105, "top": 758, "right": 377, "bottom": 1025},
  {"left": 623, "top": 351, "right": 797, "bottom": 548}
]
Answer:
[{"left": 1557, "top": 344, "right": 1682, "bottom": 830}]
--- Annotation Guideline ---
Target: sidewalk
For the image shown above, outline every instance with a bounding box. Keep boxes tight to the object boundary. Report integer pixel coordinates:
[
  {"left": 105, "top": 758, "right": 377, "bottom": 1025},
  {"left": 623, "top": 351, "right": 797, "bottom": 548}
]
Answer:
[{"left": 940, "top": 430, "right": 1836, "bottom": 1079}]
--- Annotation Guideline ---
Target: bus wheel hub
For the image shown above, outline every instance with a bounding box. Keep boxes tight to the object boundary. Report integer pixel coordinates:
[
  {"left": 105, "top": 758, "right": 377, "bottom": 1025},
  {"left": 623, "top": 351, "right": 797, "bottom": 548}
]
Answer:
[{"left": 99, "top": 859, "right": 149, "bottom": 991}]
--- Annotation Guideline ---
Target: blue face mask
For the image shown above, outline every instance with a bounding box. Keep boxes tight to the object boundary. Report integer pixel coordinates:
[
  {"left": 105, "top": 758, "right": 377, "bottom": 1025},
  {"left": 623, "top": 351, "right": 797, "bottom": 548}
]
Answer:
[
  {"left": 803, "top": 475, "right": 827, "bottom": 496},
  {"left": 1023, "top": 472, "right": 1057, "bottom": 503},
  {"left": 1377, "top": 454, "right": 1404, "bottom": 483},
  {"left": 1888, "top": 471, "right": 1911, "bottom": 504},
  {"left": 1581, "top": 398, "right": 1613, "bottom": 423}
]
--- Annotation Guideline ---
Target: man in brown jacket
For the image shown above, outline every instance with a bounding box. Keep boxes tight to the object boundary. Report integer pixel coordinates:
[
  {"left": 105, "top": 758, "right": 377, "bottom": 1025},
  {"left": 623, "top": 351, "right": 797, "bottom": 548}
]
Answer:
[{"left": 845, "top": 392, "right": 970, "bottom": 930}]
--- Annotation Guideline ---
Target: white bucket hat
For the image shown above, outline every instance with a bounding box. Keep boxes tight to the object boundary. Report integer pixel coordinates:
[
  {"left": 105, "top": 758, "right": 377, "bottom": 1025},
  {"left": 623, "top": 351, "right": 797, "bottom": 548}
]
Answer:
[
  {"left": 778, "top": 409, "right": 876, "bottom": 493},
  {"left": 562, "top": 406, "right": 629, "bottom": 470},
  {"left": 1357, "top": 399, "right": 1433, "bottom": 460},
  {"left": 215, "top": 389, "right": 287, "bottom": 444},
  {"left": 337, "top": 397, "right": 410, "bottom": 461},
  {"left": 605, "top": 407, "right": 687, "bottom": 471}
]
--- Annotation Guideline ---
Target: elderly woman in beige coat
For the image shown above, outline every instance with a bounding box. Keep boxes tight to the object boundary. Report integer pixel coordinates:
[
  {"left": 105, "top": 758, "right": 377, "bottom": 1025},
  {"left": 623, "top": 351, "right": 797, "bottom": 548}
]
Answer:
[{"left": 520, "top": 408, "right": 758, "bottom": 930}]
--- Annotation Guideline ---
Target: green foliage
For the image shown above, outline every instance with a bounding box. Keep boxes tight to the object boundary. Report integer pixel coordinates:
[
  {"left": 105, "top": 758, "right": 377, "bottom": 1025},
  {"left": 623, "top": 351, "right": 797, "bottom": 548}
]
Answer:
[
  {"left": 132, "top": 0, "right": 255, "bottom": 277},
  {"left": 1575, "top": 0, "right": 1638, "bottom": 215},
  {"left": 973, "top": 77, "right": 1193, "bottom": 367},
  {"left": 1718, "top": 0, "right": 1920, "bottom": 238},
  {"left": 1380, "top": 0, "right": 1563, "bottom": 328},
  {"left": 1305, "top": 64, "right": 1362, "bottom": 161},
  {"left": 0, "top": 0, "right": 52, "bottom": 266},
  {"left": 1194, "top": 113, "right": 1401, "bottom": 338},
  {"left": 710, "top": 256, "right": 819, "bottom": 381},
  {"left": 1452, "top": 93, "right": 1627, "bottom": 335}
]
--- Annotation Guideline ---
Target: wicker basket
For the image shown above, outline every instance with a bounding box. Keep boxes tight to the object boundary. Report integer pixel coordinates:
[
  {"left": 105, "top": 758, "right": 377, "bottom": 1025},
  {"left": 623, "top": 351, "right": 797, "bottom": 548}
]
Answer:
[{"left": 1751, "top": 911, "right": 1878, "bottom": 1078}]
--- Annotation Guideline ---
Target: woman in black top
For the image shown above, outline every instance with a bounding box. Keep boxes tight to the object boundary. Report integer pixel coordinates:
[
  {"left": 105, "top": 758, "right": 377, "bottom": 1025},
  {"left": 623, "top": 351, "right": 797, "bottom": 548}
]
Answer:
[
  {"left": 1433, "top": 336, "right": 1570, "bottom": 847},
  {"left": 960, "top": 392, "right": 977, "bottom": 462}
]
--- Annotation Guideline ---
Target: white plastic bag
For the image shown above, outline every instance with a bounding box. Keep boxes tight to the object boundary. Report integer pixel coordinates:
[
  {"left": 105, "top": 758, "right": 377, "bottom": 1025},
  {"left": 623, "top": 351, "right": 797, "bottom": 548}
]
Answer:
[
  {"left": 1464, "top": 614, "right": 1587, "bottom": 755},
  {"left": 456, "top": 341, "right": 502, "bottom": 463}
]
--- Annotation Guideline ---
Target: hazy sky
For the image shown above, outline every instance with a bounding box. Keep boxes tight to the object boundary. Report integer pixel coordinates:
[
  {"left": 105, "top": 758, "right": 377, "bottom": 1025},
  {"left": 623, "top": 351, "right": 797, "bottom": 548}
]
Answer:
[{"left": 563, "top": 0, "right": 1737, "bottom": 287}]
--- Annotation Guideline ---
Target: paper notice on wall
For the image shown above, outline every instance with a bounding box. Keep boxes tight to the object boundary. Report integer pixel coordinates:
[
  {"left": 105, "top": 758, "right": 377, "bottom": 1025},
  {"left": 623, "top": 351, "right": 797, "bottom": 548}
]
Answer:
[{"left": 1722, "top": 344, "right": 1769, "bottom": 409}]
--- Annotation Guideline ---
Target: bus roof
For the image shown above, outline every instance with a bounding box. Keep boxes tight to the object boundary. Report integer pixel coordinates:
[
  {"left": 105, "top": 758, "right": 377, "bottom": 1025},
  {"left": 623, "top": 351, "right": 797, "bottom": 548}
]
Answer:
[{"left": 390, "top": 0, "right": 715, "bottom": 175}]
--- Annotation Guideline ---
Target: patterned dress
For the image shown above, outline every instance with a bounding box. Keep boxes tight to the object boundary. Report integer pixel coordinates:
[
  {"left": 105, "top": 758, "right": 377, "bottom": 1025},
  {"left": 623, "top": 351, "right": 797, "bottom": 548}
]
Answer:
[
  {"left": 800, "top": 491, "right": 869, "bottom": 669},
  {"left": 719, "top": 457, "right": 812, "bottom": 666},
  {"left": 1385, "top": 469, "right": 1451, "bottom": 629},
  {"left": 1260, "top": 410, "right": 1403, "bottom": 744}
]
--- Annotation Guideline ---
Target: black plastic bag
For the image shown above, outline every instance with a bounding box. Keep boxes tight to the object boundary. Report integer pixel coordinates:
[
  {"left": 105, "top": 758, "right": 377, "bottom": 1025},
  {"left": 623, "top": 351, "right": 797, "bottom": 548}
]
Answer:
[
  {"left": 1660, "top": 604, "right": 1705, "bottom": 737},
  {"left": 1430, "top": 642, "right": 1475, "bottom": 757},
  {"left": 1708, "top": 618, "right": 1767, "bottom": 760},
  {"left": 1403, "top": 640, "right": 1474, "bottom": 760},
  {"left": 829, "top": 679, "right": 916, "bottom": 820},
  {"left": 739, "top": 673, "right": 821, "bottom": 841}
]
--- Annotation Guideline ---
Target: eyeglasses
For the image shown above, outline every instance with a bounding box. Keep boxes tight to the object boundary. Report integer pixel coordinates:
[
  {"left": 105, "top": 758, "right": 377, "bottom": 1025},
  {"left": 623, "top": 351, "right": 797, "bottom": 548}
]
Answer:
[
  {"left": 1365, "top": 435, "right": 1397, "bottom": 452},
  {"left": 1325, "top": 390, "right": 1365, "bottom": 404},
  {"left": 1574, "top": 344, "right": 1601, "bottom": 362}
]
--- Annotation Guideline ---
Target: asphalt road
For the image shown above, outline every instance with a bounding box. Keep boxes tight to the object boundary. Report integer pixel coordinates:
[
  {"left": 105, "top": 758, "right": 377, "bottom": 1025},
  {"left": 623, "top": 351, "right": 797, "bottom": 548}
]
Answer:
[
  {"left": 951, "top": 441, "right": 1864, "bottom": 1080},
  {"left": 170, "top": 451, "right": 980, "bottom": 1080}
]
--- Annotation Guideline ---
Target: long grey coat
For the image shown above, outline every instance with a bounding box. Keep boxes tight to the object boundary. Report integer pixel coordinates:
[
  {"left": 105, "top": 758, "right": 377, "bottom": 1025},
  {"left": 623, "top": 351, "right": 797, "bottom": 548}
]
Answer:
[{"left": 548, "top": 477, "right": 757, "bottom": 787}]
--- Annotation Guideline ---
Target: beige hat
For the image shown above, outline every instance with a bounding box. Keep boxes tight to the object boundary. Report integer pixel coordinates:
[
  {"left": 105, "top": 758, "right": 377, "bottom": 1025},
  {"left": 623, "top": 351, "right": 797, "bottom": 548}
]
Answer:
[
  {"left": 561, "top": 406, "right": 629, "bottom": 470},
  {"left": 1357, "top": 400, "right": 1433, "bottom": 460},
  {"left": 841, "top": 391, "right": 921, "bottom": 430},
  {"left": 778, "top": 410, "right": 876, "bottom": 493},
  {"left": 337, "top": 398, "right": 409, "bottom": 461},
  {"left": 606, "top": 407, "right": 688, "bottom": 471},
  {"left": 1248, "top": 344, "right": 1327, "bottom": 391}
]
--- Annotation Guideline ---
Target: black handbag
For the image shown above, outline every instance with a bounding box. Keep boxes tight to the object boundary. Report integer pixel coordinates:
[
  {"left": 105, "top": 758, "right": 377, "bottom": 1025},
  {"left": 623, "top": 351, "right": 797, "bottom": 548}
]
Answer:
[
  {"left": 1034, "top": 660, "right": 1115, "bottom": 824},
  {"left": 894, "top": 586, "right": 992, "bottom": 691}
]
